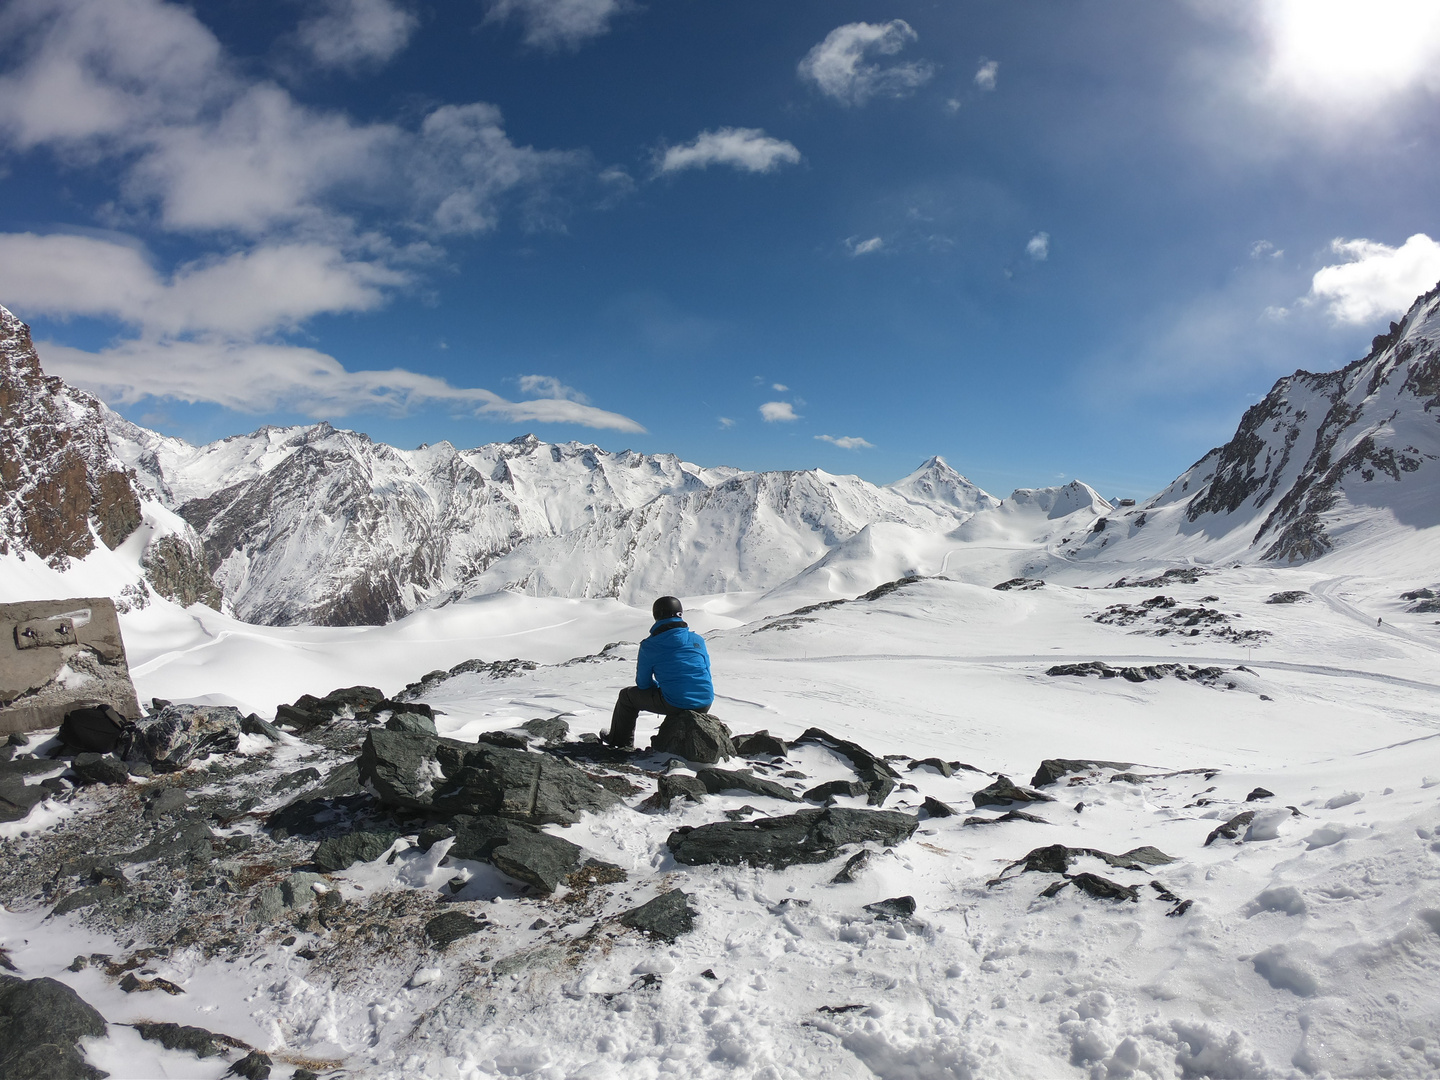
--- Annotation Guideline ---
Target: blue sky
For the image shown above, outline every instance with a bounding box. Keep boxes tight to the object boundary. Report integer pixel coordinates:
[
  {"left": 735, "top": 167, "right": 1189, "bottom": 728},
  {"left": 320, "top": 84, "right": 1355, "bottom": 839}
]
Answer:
[{"left": 3, "top": 0, "right": 1440, "bottom": 498}]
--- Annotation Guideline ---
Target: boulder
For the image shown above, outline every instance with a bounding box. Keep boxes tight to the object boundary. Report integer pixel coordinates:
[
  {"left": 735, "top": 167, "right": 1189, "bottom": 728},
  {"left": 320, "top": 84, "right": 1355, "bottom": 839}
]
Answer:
[
  {"left": 972, "top": 775, "right": 1055, "bottom": 808},
  {"left": 642, "top": 773, "right": 708, "bottom": 812},
  {"left": 619, "top": 890, "right": 696, "bottom": 942},
  {"left": 313, "top": 830, "right": 398, "bottom": 872},
  {"left": 385, "top": 711, "right": 437, "bottom": 735},
  {"left": 908, "top": 758, "right": 954, "bottom": 777},
  {"left": 1044, "top": 873, "right": 1138, "bottom": 902},
  {"left": 357, "top": 729, "right": 447, "bottom": 809},
  {"left": 962, "top": 809, "right": 1047, "bottom": 826},
  {"left": 133, "top": 1021, "right": 241, "bottom": 1058},
  {"left": 0, "top": 777, "right": 50, "bottom": 823},
  {"left": 1245, "top": 787, "right": 1275, "bottom": 802},
  {"left": 650, "top": 712, "right": 736, "bottom": 764},
  {"left": 864, "top": 895, "right": 916, "bottom": 920},
  {"left": 122, "top": 818, "right": 215, "bottom": 865},
  {"left": 520, "top": 717, "right": 569, "bottom": 744},
  {"left": 830, "top": 850, "right": 872, "bottom": 883},
  {"left": 227, "top": 1050, "right": 272, "bottom": 1079},
  {"left": 1205, "top": 811, "right": 1256, "bottom": 846},
  {"left": 1030, "top": 759, "right": 1136, "bottom": 787},
  {"left": 275, "top": 686, "right": 386, "bottom": 731},
  {"left": 921, "top": 796, "right": 956, "bottom": 818},
  {"left": 448, "top": 814, "right": 622, "bottom": 894},
  {"left": 240, "top": 714, "right": 282, "bottom": 741},
  {"left": 993, "top": 843, "right": 1172, "bottom": 883},
  {"left": 425, "top": 911, "right": 489, "bottom": 948},
  {"left": 0, "top": 974, "right": 108, "bottom": 1080},
  {"left": 794, "top": 728, "right": 897, "bottom": 804},
  {"left": 803, "top": 780, "right": 869, "bottom": 803},
  {"left": 733, "top": 731, "right": 788, "bottom": 757},
  {"left": 142, "top": 787, "right": 189, "bottom": 820},
  {"left": 71, "top": 752, "right": 129, "bottom": 786},
  {"left": 667, "top": 807, "right": 918, "bottom": 870},
  {"left": 126, "top": 705, "right": 242, "bottom": 770},
  {"left": 695, "top": 767, "right": 799, "bottom": 802}
]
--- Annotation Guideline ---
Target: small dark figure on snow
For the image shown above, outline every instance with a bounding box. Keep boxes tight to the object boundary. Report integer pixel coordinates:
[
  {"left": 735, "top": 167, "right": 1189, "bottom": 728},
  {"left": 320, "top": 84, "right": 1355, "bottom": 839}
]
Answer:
[{"left": 602, "top": 596, "right": 714, "bottom": 749}]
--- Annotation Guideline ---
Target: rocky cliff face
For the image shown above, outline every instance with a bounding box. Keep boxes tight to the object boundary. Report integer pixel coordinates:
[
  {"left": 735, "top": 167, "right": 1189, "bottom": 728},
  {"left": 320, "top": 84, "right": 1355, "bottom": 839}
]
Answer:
[{"left": 0, "top": 305, "right": 142, "bottom": 566}]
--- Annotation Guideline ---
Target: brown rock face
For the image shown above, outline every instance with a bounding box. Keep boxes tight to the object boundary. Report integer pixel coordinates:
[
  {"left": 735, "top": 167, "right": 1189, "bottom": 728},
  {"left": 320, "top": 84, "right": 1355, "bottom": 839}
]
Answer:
[{"left": 0, "top": 305, "right": 143, "bottom": 565}]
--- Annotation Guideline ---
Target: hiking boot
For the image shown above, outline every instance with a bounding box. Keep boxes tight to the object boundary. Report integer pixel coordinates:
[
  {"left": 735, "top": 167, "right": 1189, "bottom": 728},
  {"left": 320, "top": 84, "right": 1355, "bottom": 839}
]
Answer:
[{"left": 600, "top": 730, "right": 633, "bottom": 750}]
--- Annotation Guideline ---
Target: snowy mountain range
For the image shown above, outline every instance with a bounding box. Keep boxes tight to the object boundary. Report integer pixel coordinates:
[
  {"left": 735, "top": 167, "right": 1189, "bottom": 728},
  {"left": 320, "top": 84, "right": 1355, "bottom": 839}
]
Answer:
[{"left": 5, "top": 280, "right": 1439, "bottom": 626}]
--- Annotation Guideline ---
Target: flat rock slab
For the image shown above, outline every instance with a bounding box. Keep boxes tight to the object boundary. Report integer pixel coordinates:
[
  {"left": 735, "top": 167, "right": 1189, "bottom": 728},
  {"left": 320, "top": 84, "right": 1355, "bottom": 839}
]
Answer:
[
  {"left": 668, "top": 807, "right": 918, "bottom": 870},
  {"left": 864, "top": 895, "right": 916, "bottom": 920},
  {"left": 449, "top": 814, "right": 623, "bottom": 894},
  {"left": 619, "top": 890, "right": 697, "bottom": 942},
  {"left": 134, "top": 1021, "right": 247, "bottom": 1059},
  {"left": 804, "top": 780, "right": 869, "bottom": 803},
  {"left": 650, "top": 712, "right": 736, "bottom": 764},
  {"left": 993, "top": 843, "right": 1173, "bottom": 884},
  {"left": 72, "top": 752, "right": 129, "bottom": 786},
  {"left": 313, "top": 829, "right": 399, "bottom": 872},
  {"left": 0, "top": 974, "right": 108, "bottom": 1080},
  {"left": 426, "top": 911, "right": 490, "bottom": 947},
  {"left": 972, "top": 775, "right": 1055, "bottom": 808},
  {"left": 0, "top": 777, "right": 49, "bottom": 823},
  {"left": 1031, "top": 759, "right": 1138, "bottom": 787},
  {"left": 695, "top": 767, "right": 799, "bottom": 802}
]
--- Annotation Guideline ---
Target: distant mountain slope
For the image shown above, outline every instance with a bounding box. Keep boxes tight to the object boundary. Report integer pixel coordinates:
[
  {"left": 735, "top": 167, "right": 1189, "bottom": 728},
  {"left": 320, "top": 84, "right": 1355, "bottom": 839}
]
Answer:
[{"left": 1067, "top": 281, "right": 1440, "bottom": 568}]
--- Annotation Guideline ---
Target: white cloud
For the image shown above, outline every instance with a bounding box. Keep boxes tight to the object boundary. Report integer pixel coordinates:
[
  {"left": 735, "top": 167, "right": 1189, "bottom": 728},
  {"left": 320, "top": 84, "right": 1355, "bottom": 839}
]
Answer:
[
  {"left": 485, "top": 0, "right": 630, "bottom": 50},
  {"left": 517, "top": 374, "right": 588, "bottom": 403},
  {"left": 36, "top": 337, "right": 645, "bottom": 430},
  {"left": 772, "top": 383, "right": 788, "bottom": 391},
  {"left": 298, "top": 0, "right": 417, "bottom": 70},
  {"left": 1251, "top": 239, "right": 1283, "bottom": 259},
  {"left": 658, "top": 128, "right": 801, "bottom": 175},
  {"left": 847, "top": 236, "right": 883, "bottom": 256},
  {"left": 798, "top": 20, "right": 935, "bottom": 107},
  {"left": 1308, "top": 233, "right": 1440, "bottom": 324},
  {"left": 974, "top": 59, "right": 998, "bottom": 91},
  {"left": 1026, "top": 231, "right": 1049, "bottom": 260},
  {"left": 816, "top": 434, "right": 873, "bottom": 449},
  {"left": 717, "top": 416, "right": 735, "bottom": 429},
  {"left": 759, "top": 401, "right": 799, "bottom": 422}
]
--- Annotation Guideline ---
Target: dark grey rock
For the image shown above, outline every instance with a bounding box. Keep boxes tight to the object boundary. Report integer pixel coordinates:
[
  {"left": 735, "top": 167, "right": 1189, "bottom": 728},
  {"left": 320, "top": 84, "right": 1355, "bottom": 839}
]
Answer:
[
  {"left": 425, "top": 911, "right": 489, "bottom": 947},
  {"left": 53, "top": 884, "right": 122, "bottom": 916},
  {"left": 961, "top": 809, "right": 1047, "bottom": 826},
  {"left": 417, "top": 823, "right": 455, "bottom": 852},
  {"left": 794, "top": 728, "right": 897, "bottom": 804},
  {"left": 650, "top": 711, "right": 736, "bottom": 764},
  {"left": 520, "top": 717, "right": 569, "bottom": 744},
  {"left": 226, "top": 1050, "right": 272, "bottom": 1079},
  {"left": 921, "top": 796, "right": 956, "bottom": 818},
  {"left": 122, "top": 818, "right": 215, "bottom": 864},
  {"left": 384, "top": 711, "right": 437, "bottom": 735},
  {"left": 1245, "top": 787, "right": 1275, "bottom": 801},
  {"left": 275, "top": 686, "right": 385, "bottom": 732},
  {"left": 972, "top": 775, "right": 1055, "bottom": 808},
  {"left": 1205, "top": 811, "right": 1256, "bottom": 846},
  {"left": 994, "top": 577, "right": 1045, "bottom": 591},
  {"left": 993, "top": 844, "right": 1173, "bottom": 883},
  {"left": 475, "top": 731, "right": 529, "bottom": 750},
  {"left": 830, "top": 850, "right": 872, "bottom": 883},
  {"left": 5, "top": 733, "right": 27, "bottom": 747},
  {"left": 642, "top": 773, "right": 708, "bottom": 811},
  {"left": 312, "top": 829, "right": 399, "bottom": 872},
  {"left": 1068, "top": 873, "right": 1138, "bottom": 902},
  {"left": 0, "top": 777, "right": 49, "bottom": 823},
  {"left": 70, "top": 753, "right": 129, "bottom": 786},
  {"left": 127, "top": 705, "right": 242, "bottom": 770},
  {"left": 240, "top": 714, "right": 282, "bottom": 741},
  {"left": 667, "top": 807, "right": 918, "bottom": 870},
  {"left": 1030, "top": 759, "right": 1137, "bottom": 787},
  {"left": 432, "top": 742, "right": 622, "bottom": 825},
  {"left": 803, "top": 780, "right": 869, "bottom": 803},
  {"left": 133, "top": 1021, "right": 234, "bottom": 1058},
  {"left": 908, "top": 758, "right": 953, "bottom": 777},
  {"left": 1265, "top": 591, "right": 1309, "bottom": 605},
  {"left": 733, "top": 731, "right": 788, "bottom": 757},
  {"left": 695, "top": 767, "right": 798, "bottom": 802},
  {"left": 448, "top": 815, "right": 614, "bottom": 894},
  {"left": 356, "top": 729, "right": 446, "bottom": 809},
  {"left": 142, "top": 787, "right": 189, "bottom": 821},
  {"left": 864, "top": 895, "right": 916, "bottom": 920},
  {"left": 0, "top": 974, "right": 108, "bottom": 1080},
  {"left": 619, "top": 890, "right": 696, "bottom": 942}
]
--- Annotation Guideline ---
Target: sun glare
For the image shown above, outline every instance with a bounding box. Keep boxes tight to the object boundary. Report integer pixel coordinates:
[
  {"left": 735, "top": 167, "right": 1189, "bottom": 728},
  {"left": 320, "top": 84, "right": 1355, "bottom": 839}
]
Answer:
[{"left": 1264, "top": 0, "right": 1440, "bottom": 100}]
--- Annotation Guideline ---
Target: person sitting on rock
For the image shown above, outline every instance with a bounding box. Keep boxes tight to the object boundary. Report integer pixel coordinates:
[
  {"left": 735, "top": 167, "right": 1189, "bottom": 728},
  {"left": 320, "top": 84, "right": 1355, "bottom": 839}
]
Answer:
[{"left": 602, "top": 596, "right": 713, "bottom": 749}]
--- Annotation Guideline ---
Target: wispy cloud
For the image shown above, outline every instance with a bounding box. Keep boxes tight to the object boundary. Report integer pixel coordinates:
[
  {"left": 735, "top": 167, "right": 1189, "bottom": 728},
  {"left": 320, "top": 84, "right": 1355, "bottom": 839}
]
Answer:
[
  {"left": 1308, "top": 234, "right": 1440, "bottom": 324},
  {"left": 1026, "top": 231, "right": 1049, "bottom": 261},
  {"left": 847, "top": 235, "right": 883, "bottom": 256},
  {"left": 798, "top": 20, "right": 935, "bottom": 107},
  {"left": 717, "top": 416, "right": 735, "bottom": 429},
  {"left": 517, "top": 374, "right": 589, "bottom": 403},
  {"left": 298, "top": 0, "right": 418, "bottom": 70},
  {"left": 658, "top": 128, "right": 801, "bottom": 175},
  {"left": 974, "top": 59, "right": 999, "bottom": 91},
  {"left": 816, "top": 434, "right": 873, "bottom": 449},
  {"left": 759, "top": 401, "right": 799, "bottom": 422},
  {"left": 484, "top": 0, "right": 631, "bottom": 50},
  {"left": 772, "top": 383, "right": 788, "bottom": 391}
]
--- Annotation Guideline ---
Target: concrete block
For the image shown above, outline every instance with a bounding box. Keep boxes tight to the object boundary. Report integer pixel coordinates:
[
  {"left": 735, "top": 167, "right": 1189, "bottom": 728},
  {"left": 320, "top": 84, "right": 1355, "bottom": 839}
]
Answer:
[{"left": 0, "top": 598, "right": 141, "bottom": 736}]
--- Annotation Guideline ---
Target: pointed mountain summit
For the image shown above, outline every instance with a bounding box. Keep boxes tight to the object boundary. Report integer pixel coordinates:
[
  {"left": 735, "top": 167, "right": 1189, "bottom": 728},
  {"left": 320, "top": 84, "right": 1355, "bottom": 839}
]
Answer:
[{"left": 888, "top": 456, "right": 1000, "bottom": 517}]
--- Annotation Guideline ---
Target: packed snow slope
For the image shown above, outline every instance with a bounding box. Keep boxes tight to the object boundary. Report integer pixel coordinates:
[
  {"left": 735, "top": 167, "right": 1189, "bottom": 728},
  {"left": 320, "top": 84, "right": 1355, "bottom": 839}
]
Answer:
[{"left": 3, "top": 565, "right": 1439, "bottom": 1079}]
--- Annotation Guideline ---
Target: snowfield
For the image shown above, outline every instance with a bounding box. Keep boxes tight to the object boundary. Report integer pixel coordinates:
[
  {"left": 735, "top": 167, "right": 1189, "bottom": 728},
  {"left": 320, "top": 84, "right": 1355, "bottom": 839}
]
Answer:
[{"left": 3, "top": 554, "right": 1439, "bottom": 1079}]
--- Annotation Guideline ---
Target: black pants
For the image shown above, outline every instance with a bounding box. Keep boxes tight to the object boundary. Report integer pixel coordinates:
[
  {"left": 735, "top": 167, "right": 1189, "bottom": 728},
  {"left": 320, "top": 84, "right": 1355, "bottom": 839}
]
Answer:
[{"left": 607, "top": 686, "right": 710, "bottom": 748}]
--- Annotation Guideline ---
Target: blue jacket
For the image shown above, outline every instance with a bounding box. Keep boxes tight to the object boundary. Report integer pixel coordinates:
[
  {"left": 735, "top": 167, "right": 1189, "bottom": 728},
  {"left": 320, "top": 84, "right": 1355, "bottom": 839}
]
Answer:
[{"left": 637, "top": 618, "right": 714, "bottom": 709}]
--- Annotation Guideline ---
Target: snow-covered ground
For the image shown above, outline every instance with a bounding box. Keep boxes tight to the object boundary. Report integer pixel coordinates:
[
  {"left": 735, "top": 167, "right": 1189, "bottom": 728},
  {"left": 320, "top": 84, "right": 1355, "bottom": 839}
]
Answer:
[{"left": 4, "top": 549, "right": 1440, "bottom": 1078}]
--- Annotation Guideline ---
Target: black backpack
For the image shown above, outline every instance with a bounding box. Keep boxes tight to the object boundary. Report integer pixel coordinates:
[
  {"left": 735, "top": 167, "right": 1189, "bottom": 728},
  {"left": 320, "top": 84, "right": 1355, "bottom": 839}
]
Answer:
[{"left": 59, "top": 705, "right": 133, "bottom": 755}]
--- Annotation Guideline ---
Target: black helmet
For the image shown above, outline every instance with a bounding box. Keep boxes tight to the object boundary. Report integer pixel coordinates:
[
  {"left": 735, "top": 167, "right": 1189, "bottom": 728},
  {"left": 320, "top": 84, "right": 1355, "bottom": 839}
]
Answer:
[{"left": 652, "top": 595, "right": 683, "bottom": 621}]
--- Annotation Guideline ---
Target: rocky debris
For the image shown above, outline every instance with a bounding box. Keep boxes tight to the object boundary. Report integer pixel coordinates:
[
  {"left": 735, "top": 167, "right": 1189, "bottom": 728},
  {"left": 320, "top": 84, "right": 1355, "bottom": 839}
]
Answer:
[
  {"left": 425, "top": 910, "right": 490, "bottom": 948},
  {"left": 1, "top": 597, "right": 143, "bottom": 737},
  {"left": 906, "top": 757, "right": 984, "bottom": 777},
  {"left": 1204, "top": 811, "right": 1256, "bottom": 846},
  {"left": 962, "top": 809, "right": 1047, "bottom": 827},
  {"left": 520, "top": 717, "right": 569, "bottom": 745},
  {"left": 313, "top": 829, "right": 399, "bottom": 872},
  {"left": 618, "top": 890, "right": 697, "bottom": 942},
  {"left": 250, "top": 872, "right": 328, "bottom": 924},
  {"left": 858, "top": 575, "right": 925, "bottom": 602},
  {"left": 240, "top": 714, "right": 282, "bottom": 741},
  {"left": 668, "top": 807, "right": 918, "bottom": 870},
  {"left": 994, "top": 578, "right": 1044, "bottom": 591},
  {"left": 1266, "top": 591, "right": 1309, "bottom": 604},
  {"left": 1045, "top": 660, "right": 1242, "bottom": 687},
  {"left": 429, "top": 740, "right": 623, "bottom": 824},
  {"left": 992, "top": 844, "right": 1174, "bottom": 885},
  {"left": 142, "top": 533, "right": 223, "bottom": 611},
  {"left": 921, "top": 796, "right": 956, "bottom": 818},
  {"left": 119, "top": 971, "right": 184, "bottom": 994},
  {"left": 127, "top": 705, "right": 241, "bottom": 771},
  {"left": 1031, "top": 758, "right": 1136, "bottom": 787},
  {"left": 1402, "top": 587, "right": 1440, "bottom": 613},
  {"left": 695, "top": 767, "right": 798, "bottom": 802},
  {"left": 133, "top": 1020, "right": 248, "bottom": 1059},
  {"left": 226, "top": 1050, "right": 273, "bottom": 1079},
  {"left": 448, "top": 814, "right": 623, "bottom": 894},
  {"left": 1246, "top": 787, "right": 1275, "bottom": 802},
  {"left": 122, "top": 818, "right": 216, "bottom": 865},
  {"left": 972, "top": 775, "right": 1055, "bottom": 808},
  {"left": 70, "top": 753, "right": 129, "bottom": 786},
  {"left": 733, "top": 731, "right": 788, "bottom": 757},
  {"left": 804, "top": 780, "right": 870, "bottom": 803},
  {"left": 830, "top": 850, "right": 872, "bottom": 883},
  {"left": 1089, "top": 596, "right": 1270, "bottom": 643},
  {"left": 649, "top": 711, "right": 736, "bottom": 764},
  {"left": 864, "top": 895, "right": 916, "bottom": 920},
  {"left": 1042, "top": 873, "right": 1138, "bottom": 902},
  {"left": 640, "top": 773, "right": 709, "bottom": 812},
  {"left": 794, "top": 728, "right": 897, "bottom": 805},
  {"left": 274, "top": 686, "right": 385, "bottom": 732},
  {"left": 0, "top": 973, "right": 109, "bottom": 1079},
  {"left": 1107, "top": 569, "right": 1206, "bottom": 589},
  {"left": 0, "top": 766, "right": 51, "bottom": 823},
  {"left": 385, "top": 712, "right": 437, "bottom": 735}
]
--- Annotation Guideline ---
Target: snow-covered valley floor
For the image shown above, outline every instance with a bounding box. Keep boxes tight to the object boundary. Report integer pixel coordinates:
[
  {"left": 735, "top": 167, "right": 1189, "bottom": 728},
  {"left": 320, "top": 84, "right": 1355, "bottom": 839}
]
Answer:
[{"left": 4, "top": 564, "right": 1440, "bottom": 1079}]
